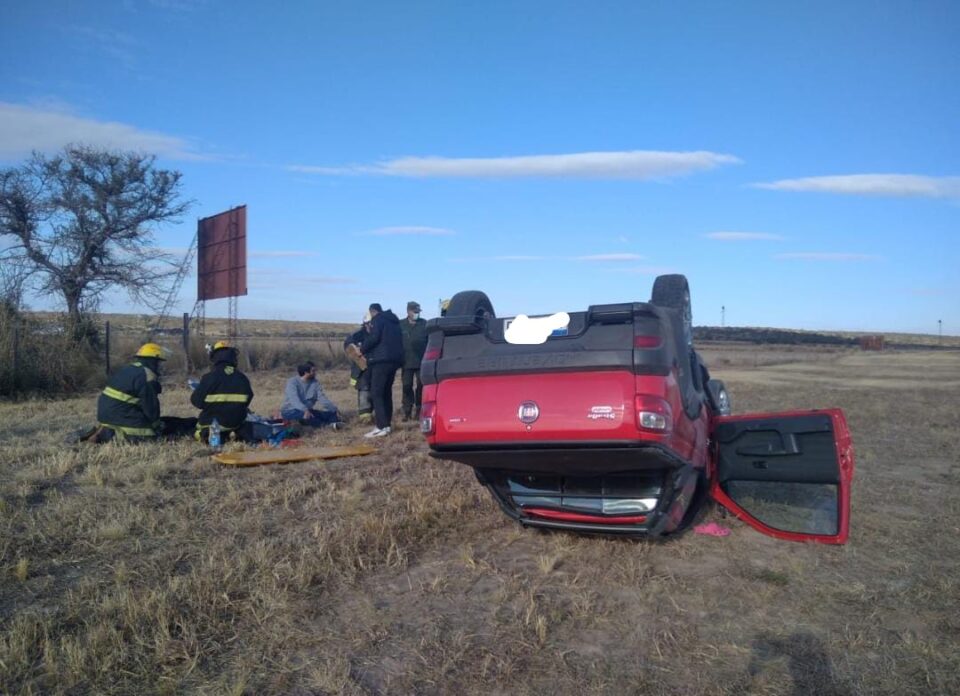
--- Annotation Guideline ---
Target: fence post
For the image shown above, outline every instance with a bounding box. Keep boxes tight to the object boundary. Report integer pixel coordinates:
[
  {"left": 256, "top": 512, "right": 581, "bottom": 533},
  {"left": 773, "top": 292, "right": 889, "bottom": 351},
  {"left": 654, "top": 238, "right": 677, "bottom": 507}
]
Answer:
[
  {"left": 12, "top": 322, "right": 19, "bottom": 393},
  {"left": 182, "top": 312, "right": 190, "bottom": 373},
  {"left": 105, "top": 321, "right": 111, "bottom": 375}
]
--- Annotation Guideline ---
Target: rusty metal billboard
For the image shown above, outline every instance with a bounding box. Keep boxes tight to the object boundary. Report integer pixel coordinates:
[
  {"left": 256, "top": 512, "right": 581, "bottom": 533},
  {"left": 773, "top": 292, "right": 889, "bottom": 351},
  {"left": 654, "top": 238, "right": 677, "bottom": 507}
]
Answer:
[{"left": 197, "top": 205, "right": 247, "bottom": 301}]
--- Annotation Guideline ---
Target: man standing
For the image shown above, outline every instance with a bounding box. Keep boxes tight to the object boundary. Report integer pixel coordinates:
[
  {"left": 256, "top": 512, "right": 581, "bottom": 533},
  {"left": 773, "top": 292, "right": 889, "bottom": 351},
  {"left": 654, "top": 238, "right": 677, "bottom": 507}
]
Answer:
[
  {"left": 94, "top": 342, "right": 167, "bottom": 442},
  {"left": 191, "top": 340, "right": 255, "bottom": 442},
  {"left": 280, "top": 360, "right": 342, "bottom": 427},
  {"left": 359, "top": 302, "right": 403, "bottom": 438},
  {"left": 399, "top": 300, "right": 428, "bottom": 421}
]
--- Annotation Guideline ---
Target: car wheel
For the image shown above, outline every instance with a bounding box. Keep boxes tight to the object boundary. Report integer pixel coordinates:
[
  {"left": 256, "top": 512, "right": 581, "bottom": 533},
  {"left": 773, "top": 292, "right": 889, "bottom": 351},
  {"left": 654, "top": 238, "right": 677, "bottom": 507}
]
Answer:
[
  {"left": 446, "top": 290, "right": 496, "bottom": 321},
  {"left": 651, "top": 274, "right": 692, "bottom": 348},
  {"left": 716, "top": 386, "right": 731, "bottom": 415},
  {"left": 706, "top": 379, "right": 732, "bottom": 416}
]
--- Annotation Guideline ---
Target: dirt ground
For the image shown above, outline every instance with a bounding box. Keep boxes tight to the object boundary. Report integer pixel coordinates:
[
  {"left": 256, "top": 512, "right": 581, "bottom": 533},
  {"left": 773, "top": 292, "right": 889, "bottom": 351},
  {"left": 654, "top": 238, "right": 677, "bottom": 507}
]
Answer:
[{"left": 1, "top": 346, "right": 959, "bottom": 695}]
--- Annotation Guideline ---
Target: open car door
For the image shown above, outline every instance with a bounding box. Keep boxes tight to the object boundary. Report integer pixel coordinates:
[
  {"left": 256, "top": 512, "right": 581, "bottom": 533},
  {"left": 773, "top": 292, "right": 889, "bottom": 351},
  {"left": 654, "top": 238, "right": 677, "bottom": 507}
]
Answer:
[{"left": 710, "top": 409, "right": 854, "bottom": 544}]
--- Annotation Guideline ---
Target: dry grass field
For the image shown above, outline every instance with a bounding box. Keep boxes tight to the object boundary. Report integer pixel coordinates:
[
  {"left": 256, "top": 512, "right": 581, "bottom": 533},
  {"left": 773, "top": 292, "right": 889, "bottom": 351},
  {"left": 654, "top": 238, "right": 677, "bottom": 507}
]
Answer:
[{"left": 2, "top": 345, "right": 960, "bottom": 695}]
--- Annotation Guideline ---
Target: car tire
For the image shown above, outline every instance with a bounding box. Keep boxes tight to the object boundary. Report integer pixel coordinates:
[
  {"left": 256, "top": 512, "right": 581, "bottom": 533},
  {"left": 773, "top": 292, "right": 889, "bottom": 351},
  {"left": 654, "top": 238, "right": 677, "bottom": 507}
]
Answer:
[
  {"left": 651, "top": 274, "right": 692, "bottom": 347},
  {"left": 446, "top": 290, "right": 496, "bottom": 321},
  {"left": 706, "top": 379, "right": 732, "bottom": 416}
]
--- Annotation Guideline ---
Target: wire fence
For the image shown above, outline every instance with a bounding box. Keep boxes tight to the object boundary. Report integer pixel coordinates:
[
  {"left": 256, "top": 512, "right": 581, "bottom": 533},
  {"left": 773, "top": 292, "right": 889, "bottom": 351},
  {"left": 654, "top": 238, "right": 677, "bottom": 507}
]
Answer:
[{"left": 1, "top": 311, "right": 352, "bottom": 398}]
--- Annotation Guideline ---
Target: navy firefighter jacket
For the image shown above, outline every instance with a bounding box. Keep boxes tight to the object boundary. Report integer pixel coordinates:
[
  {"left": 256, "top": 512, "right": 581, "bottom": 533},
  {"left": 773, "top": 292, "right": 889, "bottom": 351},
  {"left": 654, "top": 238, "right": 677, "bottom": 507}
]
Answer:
[
  {"left": 190, "top": 359, "right": 254, "bottom": 430},
  {"left": 96, "top": 360, "right": 162, "bottom": 436}
]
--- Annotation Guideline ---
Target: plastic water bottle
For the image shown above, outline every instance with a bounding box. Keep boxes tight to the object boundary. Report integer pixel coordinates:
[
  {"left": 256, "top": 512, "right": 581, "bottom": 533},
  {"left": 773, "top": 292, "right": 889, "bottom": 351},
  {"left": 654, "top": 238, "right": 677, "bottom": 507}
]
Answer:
[{"left": 209, "top": 418, "right": 221, "bottom": 450}]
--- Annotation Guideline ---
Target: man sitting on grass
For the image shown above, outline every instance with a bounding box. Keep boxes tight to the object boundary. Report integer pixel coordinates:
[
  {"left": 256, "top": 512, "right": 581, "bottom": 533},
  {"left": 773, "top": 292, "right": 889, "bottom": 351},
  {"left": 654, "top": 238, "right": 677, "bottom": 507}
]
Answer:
[{"left": 280, "top": 361, "right": 342, "bottom": 428}]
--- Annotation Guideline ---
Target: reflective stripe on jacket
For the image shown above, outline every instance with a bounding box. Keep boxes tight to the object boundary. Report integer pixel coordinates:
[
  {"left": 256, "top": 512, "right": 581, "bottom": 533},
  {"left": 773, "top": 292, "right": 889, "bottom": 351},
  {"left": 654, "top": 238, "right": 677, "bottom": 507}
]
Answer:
[
  {"left": 98, "top": 422, "right": 158, "bottom": 438},
  {"left": 190, "top": 362, "right": 254, "bottom": 429},
  {"left": 96, "top": 361, "right": 161, "bottom": 435}
]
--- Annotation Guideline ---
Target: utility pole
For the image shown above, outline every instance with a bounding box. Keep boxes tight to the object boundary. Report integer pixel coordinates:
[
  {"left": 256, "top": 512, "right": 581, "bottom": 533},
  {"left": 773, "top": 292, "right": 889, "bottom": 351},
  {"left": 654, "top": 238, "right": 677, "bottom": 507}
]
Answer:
[
  {"left": 721, "top": 305, "right": 726, "bottom": 328},
  {"left": 939, "top": 319, "right": 942, "bottom": 345}
]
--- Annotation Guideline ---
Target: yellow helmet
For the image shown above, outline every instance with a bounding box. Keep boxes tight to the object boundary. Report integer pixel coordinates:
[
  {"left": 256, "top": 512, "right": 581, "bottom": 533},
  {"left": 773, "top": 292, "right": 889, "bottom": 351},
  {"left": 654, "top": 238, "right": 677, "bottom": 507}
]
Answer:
[
  {"left": 135, "top": 342, "right": 166, "bottom": 360},
  {"left": 212, "top": 340, "right": 233, "bottom": 352}
]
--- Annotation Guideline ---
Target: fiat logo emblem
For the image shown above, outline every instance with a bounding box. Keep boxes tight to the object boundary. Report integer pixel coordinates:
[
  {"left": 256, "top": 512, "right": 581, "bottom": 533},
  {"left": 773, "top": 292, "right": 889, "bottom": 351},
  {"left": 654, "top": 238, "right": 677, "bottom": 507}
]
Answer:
[{"left": 518, "top": 401, "right": 540, "bottom": 424}]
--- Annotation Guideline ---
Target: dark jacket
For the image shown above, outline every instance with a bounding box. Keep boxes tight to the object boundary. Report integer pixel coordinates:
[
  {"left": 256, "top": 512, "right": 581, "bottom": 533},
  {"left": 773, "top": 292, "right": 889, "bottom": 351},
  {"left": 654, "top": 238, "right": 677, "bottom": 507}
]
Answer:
[
  {"left": 399, "top": 317, "right": 428, "bottom": 369},
  {"left": 360, "top": 310, "right": 403, "bottom": 366},
  {"left": 190, "top": 354, "right": 254, "bottom": 430},
  {"left": 97, "top": 359, "right": 162, "bottom": 437}
]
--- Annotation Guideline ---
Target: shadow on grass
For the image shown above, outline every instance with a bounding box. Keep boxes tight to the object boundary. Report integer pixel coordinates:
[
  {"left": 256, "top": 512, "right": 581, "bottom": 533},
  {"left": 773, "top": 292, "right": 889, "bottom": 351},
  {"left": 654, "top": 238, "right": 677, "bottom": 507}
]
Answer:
[{"left": 748, "top": 630, "right": 849, "bottom": 695}]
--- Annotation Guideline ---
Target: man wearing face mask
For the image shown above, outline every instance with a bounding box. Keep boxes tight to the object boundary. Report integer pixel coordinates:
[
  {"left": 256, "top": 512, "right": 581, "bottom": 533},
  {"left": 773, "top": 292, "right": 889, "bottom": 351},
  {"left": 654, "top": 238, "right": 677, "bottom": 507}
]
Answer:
[
  {"left": 399, "top": 300, "right": 428, "bottom": 421},
  {"left": 280, "top": 360, "right": 342, "bottom": 428}
]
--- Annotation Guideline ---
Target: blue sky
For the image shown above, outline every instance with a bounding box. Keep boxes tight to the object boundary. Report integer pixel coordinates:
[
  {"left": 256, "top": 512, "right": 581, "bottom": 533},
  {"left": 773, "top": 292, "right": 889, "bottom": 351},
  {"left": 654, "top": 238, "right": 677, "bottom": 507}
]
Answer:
[{"left": 1, "top": 0, "right": 957, "bottom": 333}]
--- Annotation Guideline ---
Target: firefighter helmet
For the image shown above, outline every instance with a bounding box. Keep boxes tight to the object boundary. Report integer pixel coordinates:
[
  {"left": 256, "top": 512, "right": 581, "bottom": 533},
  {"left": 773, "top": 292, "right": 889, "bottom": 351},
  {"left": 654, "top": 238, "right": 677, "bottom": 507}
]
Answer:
[
  {"left": 208, "top": 339, "right": 237, "bottom": 358},
  {"left": 135, "top": 342, "right": 166, "bottom": 360}
]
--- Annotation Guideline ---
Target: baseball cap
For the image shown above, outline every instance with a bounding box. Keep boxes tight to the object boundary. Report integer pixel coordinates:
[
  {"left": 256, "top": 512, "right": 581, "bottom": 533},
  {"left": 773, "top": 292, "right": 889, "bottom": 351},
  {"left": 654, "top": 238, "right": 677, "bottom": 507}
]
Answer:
[{"left": 407, "top": 300, "right": 421, "bottom": 312}]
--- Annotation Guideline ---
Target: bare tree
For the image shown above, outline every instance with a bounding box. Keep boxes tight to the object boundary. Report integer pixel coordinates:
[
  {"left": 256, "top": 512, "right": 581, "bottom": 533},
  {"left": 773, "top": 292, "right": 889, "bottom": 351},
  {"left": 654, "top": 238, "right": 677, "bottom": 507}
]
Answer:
[
  {"left": 0, "top": 260, "right": 28, "bottom": 315},
  {"left": 0, "top": 145, "right": 191, "bottom": 339}
]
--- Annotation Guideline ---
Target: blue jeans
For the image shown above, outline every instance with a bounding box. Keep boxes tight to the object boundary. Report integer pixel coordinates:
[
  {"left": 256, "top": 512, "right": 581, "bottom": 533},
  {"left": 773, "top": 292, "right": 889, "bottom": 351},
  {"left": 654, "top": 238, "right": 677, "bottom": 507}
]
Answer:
[{"left": 281, "top": 409, "right": 340, "bottom": 427}]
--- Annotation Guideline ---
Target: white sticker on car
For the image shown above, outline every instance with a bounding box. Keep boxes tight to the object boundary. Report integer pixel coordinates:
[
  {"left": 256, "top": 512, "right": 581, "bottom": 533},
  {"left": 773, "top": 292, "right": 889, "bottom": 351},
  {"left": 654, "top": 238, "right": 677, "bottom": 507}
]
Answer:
[
  {"left": 587, "top": 405, "right": 621, "bottom": 421},
  {"left": 504, "top": 312, "right": 571, "bottom": 345}
]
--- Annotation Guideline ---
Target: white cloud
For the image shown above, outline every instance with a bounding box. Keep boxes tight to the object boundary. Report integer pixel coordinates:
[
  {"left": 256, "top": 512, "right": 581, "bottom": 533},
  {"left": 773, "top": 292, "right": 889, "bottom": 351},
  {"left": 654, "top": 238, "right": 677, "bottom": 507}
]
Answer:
[
  {"left": 755, "top": 174, "right": 960, "bottom": 199},
  {"left": 290, "top": 149, "right": 741, "bottom": 180},
  {"left": 360, "top": 226, "right": 455, "bottom": 236},
  {"left": 704, "top": 231, "right": 784, "bottom": 241},
  {"left": 249, "top": 250, "right": 319, "bottom": 258},
  {"left": 574, "top": 253, "right": 646, "bottom": 261},
  {"left": 774, "top": 252, "right": 881, "bottom": 261},
  {"left": 0, "top": 102, "right": 204, "bottom": 160}
]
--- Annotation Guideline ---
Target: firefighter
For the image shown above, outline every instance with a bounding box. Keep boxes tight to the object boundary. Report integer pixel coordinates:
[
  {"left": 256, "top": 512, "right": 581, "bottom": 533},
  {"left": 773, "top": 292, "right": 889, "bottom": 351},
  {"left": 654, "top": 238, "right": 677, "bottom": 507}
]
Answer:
[
  {"left": 190, "top": 340, "right": 254, "bottom": 443},
  {"left": 343, "top": 315, "right": 374, "bottom": 424},
  {"left": 93, "top": 342, "right": 166, "bottom": 442}
]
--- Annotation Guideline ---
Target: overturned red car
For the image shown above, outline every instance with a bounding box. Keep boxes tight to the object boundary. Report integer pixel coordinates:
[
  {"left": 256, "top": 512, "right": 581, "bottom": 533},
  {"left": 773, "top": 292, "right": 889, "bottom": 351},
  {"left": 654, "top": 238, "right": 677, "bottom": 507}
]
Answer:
[{"left": 419, "top": 275, "right": 854, "bottom": 544}]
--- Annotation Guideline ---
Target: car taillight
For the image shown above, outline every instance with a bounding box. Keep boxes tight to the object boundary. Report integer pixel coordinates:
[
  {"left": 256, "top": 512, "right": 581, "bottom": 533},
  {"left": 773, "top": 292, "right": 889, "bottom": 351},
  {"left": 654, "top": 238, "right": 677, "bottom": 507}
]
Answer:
[
  {"left": 423, "top": 347, "right": 442, "bottom": 361},
  {"left": 420, "top": 401, "right": 436, "bottom": 435},
  {"left": 633, "top": 335, "right": 663, "bottom": 349},
  {"left": 635, "top": 395, "right": 672, "bottom": 433}
]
